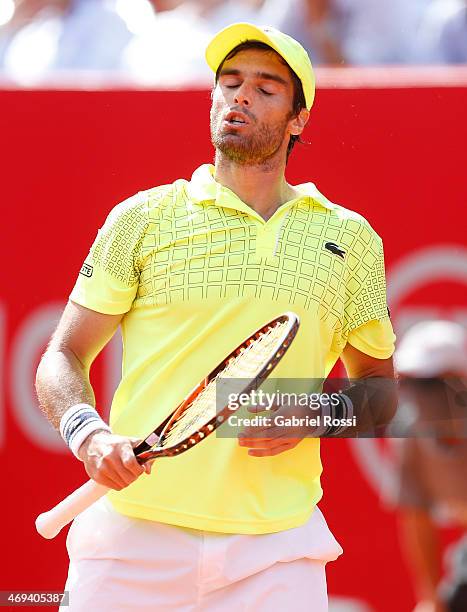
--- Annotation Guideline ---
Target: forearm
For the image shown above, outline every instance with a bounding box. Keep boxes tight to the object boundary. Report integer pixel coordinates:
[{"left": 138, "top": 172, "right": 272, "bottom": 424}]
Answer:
[
  {"left": 336, "top": 376, "right": 398, "bottom": 437},
  {"left": 35, "top": 348, "right": 96, "bottom": 431},
  {"left": 399, "top": 508, "right": 442, "bottom": 601},
  {"left": 337, "top": 345, "right": 397, "bottom": 437},
  {"left": 36, "top": 347, "right": 147, "bottom": 487}
]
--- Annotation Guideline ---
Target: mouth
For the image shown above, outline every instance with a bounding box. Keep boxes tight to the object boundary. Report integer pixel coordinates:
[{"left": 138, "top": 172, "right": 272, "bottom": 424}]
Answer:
[{"left": 224, "top": 111, "right": 249, "bottom": 126}]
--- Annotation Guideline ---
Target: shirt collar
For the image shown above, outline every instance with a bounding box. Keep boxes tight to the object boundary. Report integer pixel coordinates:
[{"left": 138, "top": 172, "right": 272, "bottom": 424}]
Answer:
[
  {"left": 294, "top": 181, "right": 337, "bottom": 211},
  {"left": 187, "top": 163, "right": 336, "bottom": 216}
]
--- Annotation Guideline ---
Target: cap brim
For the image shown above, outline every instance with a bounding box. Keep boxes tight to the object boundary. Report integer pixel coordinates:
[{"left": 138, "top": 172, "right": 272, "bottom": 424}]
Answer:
[
  {"left": 207, "top": 23, "right": 277, "bottom": 67},
  {"left": 206, "top": 23, "right": 313, "bottom": 110}
]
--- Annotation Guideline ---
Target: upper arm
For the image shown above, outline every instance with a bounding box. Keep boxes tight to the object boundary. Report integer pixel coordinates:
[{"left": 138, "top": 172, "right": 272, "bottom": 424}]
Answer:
[
  {"left": 341, "top": 341, "right": 395, "bottom": 379},
  {"left": 341, "top": 217, "right": 395, "bottom": 353},
  {"left": 50, "top": 193, "right": 150, "bottom": 367},
  {"left": 47, "top": 300, "right": 123, "bottom": 370}
]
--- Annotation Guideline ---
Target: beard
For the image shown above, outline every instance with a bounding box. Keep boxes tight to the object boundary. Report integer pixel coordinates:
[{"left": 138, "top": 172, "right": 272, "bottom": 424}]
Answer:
[{"left": 210, "top": 106, "right": 290, "bottom": 165}]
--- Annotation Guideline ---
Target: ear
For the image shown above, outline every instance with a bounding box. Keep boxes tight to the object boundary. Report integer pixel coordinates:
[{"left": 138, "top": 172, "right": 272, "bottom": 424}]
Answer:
[{"left": 289, "top": 108, "right": 310, "bottom": 136}]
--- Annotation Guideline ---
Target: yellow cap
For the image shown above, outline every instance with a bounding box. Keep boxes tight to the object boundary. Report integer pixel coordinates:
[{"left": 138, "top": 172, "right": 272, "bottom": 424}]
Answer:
[{"left": 205, "top": 22, "right": 315, "bottom": 110}]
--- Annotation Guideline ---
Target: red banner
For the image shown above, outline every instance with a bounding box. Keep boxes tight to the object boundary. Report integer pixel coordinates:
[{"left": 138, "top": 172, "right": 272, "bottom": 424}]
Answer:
[{"left": 2, "top": 77, "right": 466, "bottom": 611}]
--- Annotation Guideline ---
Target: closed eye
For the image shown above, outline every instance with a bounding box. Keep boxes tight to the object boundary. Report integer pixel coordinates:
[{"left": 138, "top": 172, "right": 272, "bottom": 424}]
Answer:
[{"left": 259, "top": 88, "right": 273, "bottom": 95}]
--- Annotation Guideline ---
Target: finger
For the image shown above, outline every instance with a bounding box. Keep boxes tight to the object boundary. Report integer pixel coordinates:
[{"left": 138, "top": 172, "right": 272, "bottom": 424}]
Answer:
[
  {"left": 120, "top": 444, "right": 145, "bottom": 478},
  {"left": 239, "top": 424, "right": 282, "bottom": 439},
  {"left": 143, "top": 459, "right": 156, "bottom": 474},
  {"left": 248, "top": 442, "right": 297, "bottom": 457},
  {"left": 238, "top": 435, "right": 289, "bottom": 449},
  {"left": 87, "top": 468, "right": 129, "bottom": 491},
  {"left": 239, "top": 431, "right": 276, "bottom": 441},
  {"left": 238, "top": 423, "right": 279, "bottom": 438},
  {"left": 242, "top": 427, "right": 305, "bottom": 440},
  {"left": 279, "top": 437, "right": 303, "bottom": 445},
  {"left": 97, "top": 449, "right": 142, "bottom": 486},
  {"left": 99, "top": 463, "right": 135, "bottom": 488},
  {"left": 247, "top": 402, "right": 281, "bottom": 413},
  {"left": 238, "top": 434, "right": 280, "bottom": 447}
]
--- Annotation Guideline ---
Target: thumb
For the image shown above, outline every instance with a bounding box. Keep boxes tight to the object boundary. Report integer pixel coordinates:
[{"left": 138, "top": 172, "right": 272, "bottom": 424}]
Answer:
[
  {"left": 128, "top": 437, "right": 152, "bottom": 472},
  {"left": 248, "top": 402, "right": 280, "bottom": 413},
  {"left": 247, "top": 403, "right": 274, "bottom": 413},
  {"left": 247, "top": 404, "right": 261, "bottom": 413},
  {"left": 143, "top": 460, "right": 155, "bottom": 475},
  {"left": 129, "top": 437, "right": 143, "bottom": 447}
]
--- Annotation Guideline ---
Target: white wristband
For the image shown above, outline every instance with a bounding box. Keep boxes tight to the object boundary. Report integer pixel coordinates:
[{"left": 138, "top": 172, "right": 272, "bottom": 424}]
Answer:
[{"left": 59, "top": 403, "right": 111, "bottom": 460}]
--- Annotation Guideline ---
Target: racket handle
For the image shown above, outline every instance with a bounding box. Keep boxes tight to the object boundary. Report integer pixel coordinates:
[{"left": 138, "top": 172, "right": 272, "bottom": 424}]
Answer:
[{"left": 35, "top": 480, "right": 109, "bottom": 539}]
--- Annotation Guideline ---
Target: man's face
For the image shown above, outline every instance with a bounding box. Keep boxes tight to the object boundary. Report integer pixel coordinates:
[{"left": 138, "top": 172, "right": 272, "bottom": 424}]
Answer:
[{"left": 210, "top": 48, "right": 301, "bottom": 165}]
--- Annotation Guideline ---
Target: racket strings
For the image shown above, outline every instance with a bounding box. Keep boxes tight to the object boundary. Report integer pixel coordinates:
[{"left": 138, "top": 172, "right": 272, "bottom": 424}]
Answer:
[{"left": 161, "top": 321, "right": 289, "bottom": 447}]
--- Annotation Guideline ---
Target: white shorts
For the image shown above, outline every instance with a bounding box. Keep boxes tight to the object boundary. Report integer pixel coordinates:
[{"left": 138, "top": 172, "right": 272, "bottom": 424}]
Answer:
[{"left": 65, "top": 498, "right": 342, "bottom": 611}]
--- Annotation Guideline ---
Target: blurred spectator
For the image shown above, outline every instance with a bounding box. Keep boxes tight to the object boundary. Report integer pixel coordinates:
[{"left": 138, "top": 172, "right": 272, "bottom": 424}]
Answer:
[
  {"left": 393, "top": 321, "right": 467, "bottom": 612},
  {"left": 1, "top": 0, "right": 465, "bottom": 85},
  {"left": 260, "top": 0, "right": 434, "bottom": 65},
  {"left": 259, "top": 0, "right": 346, "bottom": 65},
  {"left": 336, "top": 0, "right": 432, "bottom": 65},
  {"left": 208, "top": 0, "right": 268, "bottom": 27},
  {"left": 0, "top": 0, "right": 151, "bottom": 84},
  {"left": 122, "top": 0, "right": 219, "bottom": 86},
  {"left": 122, "top": 0, "right": 268, "bottom": 86},
  {"left": 413, "top": 0, "right": 467, "bottom": 64}
]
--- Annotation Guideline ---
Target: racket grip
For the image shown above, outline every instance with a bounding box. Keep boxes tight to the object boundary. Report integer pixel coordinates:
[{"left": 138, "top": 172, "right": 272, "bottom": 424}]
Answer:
[{"left": 35, "top": 480, "right": 109, "bottom": 539}]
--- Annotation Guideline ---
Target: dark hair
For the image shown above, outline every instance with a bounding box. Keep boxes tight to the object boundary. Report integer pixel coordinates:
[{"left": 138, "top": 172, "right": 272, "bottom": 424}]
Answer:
[{"left": 214, "top": 41, "right": 307, "bottom": 161}]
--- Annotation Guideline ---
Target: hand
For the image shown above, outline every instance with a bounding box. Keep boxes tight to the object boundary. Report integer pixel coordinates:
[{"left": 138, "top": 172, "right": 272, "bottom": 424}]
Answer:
[
  {"left": 413, "top": 598, "right": 447, "bottom": 612},
  {"left": 78, "top": 430, "right": 153, "bottom": 490},
  {"left": 238, "top": 402, "right": 316, "bottom": 457}
]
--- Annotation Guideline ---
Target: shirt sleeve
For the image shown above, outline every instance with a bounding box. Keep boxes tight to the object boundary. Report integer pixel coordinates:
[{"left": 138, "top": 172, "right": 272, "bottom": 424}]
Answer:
[
  {"left": 70, "top": 193, "right": 148, "bottom": 315},
  {"left": 344, "top": 227, "right": 395, "bottom": 359},
  {"left": 347, "top": 318, "right": 396, "bottom": 359}
]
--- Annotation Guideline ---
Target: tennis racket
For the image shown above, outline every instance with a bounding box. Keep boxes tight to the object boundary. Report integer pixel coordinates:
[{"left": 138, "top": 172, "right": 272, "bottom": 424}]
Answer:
[{"left": 36, "top": 312, "right": 300, "bottom": 539}]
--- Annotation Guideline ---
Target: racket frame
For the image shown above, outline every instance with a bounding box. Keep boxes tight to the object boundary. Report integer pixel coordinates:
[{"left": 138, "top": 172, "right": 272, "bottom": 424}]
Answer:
[
  {"left": 134, "top": 312, "right": 300, "bottom": 463},
  {"left": 35, "top": 312, "right": 300, "bottom": 540}
]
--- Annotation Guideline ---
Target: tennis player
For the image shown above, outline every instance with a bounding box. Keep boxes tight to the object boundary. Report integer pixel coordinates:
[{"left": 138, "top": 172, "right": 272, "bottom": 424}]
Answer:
[{"left": 36, "top": 23, "right": 397, "bottom": 611}]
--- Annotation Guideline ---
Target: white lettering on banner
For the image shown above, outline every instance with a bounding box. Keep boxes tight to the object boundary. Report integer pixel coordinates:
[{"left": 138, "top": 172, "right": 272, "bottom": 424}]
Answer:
[
  {"left": 349, "top": 245, "right": 467, "bottom": 501},
  {"left": 5, "top": 246, "right": 467, "bottom": 463},
  {"left": 387, "top": 245, "right": 467, "bottom": 308},
  {"left": 0, "top": 304, "right": 5, "bottom": 447},
  {"left": 8, "top": 303, "right": 122, "bottom": 452},
  {"left": 10, "top": 303, "right": 64, "bottom": 451}
]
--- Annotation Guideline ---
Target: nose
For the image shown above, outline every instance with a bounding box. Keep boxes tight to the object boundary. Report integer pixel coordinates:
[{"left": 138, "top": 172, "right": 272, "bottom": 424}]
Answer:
[{"left": 234, "top": 83, "right": 251, "bottom": 107}]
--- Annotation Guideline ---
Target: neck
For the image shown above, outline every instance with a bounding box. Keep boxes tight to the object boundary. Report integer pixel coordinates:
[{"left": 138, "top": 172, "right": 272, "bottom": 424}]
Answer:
[{"left": 214, "top": 151, "right": 298, "bottom": 221}]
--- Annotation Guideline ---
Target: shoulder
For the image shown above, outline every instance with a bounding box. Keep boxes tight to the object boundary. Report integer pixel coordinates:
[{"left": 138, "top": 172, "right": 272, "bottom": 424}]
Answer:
[
  {"left": 105, "top": 179, "right": 188, "bottom": 226},
  {"left": 331, "top": 203, "right": 383, "bottom": 252},
  {"left": 143, "top": 180, "right": 188, "bottom": 211},
  {"left": 297, "top": 182, "right": 383, "bottom": 249}
]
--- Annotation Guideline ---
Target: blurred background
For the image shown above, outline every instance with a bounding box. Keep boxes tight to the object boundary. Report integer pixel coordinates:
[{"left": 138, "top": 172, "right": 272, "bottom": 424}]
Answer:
[
  {"left": 1, "top": 0, "right": 467, "bottom": 85},
  {"left": 1, "top": 1, "right": 467, "bottom": 611}
]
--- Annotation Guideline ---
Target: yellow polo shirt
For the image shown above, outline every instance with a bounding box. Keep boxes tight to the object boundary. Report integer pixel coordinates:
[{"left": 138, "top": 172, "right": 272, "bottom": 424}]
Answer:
[{"left": 70, "top": 164, "right": 395, "bottom": 533}]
